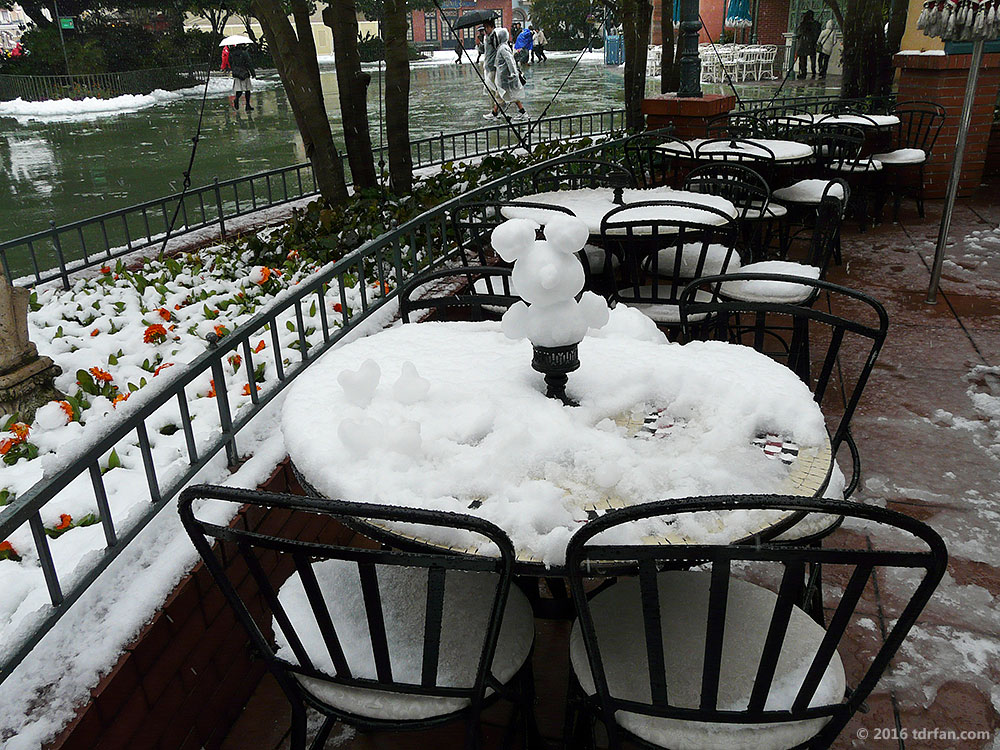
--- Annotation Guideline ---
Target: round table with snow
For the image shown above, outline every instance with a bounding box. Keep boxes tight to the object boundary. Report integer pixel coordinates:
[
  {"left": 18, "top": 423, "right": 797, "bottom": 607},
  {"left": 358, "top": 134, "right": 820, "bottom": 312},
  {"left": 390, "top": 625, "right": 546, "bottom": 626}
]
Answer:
[
  {"left": 282, "top": 310, "right": 834, "bottom": 572},
  {"left": 658, "top": 138, "right": 815, "bottom": 163},
  {"left": 501, "top": 187, "right": 737, "bottom": 234},
  {"left": 786, "top": 113, "right": 900, "bottom": 129}
]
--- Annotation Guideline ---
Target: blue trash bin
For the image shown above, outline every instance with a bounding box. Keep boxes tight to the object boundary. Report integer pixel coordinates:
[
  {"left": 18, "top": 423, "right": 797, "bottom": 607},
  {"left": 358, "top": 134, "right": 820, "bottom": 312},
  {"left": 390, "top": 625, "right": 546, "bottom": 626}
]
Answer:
[{"left": 605, "top": 35, "right": 624, "bottom": 65}]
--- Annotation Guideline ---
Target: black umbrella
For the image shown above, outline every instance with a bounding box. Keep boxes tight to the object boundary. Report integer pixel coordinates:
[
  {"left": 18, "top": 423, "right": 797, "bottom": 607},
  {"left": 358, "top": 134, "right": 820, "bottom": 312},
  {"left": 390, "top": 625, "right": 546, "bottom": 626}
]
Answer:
[{"left": 453, "top": 9, "right": 498, "bottom": 30}]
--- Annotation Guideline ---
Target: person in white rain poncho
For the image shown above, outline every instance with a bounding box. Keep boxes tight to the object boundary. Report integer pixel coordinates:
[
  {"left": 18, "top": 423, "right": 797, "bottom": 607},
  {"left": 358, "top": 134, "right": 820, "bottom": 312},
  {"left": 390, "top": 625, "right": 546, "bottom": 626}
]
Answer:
[{"left": 493, "top": 28, "right": 527, "bottom": 119}]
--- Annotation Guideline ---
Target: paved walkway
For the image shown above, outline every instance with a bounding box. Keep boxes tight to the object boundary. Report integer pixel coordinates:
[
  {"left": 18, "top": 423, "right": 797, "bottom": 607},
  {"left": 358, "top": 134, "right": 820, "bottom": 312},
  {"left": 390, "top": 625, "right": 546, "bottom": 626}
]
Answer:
[{"left": 222, "top": 193, "right": 1000, "bottom": 750}]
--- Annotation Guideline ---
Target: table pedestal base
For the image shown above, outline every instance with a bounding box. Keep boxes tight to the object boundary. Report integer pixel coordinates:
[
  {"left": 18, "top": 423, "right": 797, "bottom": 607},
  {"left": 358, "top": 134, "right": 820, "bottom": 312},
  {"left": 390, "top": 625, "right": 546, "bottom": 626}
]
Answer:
[{"left": 531, "top": 343, "right": 580, "bottom": 407}]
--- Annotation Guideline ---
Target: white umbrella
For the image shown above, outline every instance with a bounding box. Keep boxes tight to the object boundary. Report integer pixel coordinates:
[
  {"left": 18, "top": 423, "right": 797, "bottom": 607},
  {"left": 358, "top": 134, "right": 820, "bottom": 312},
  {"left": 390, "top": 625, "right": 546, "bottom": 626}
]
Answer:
[
  {"left": 219, "top": 35, "right": 253, "bottom": 47},
  {"left": 918, "top": 0, "right": 999, "bottom": 302}
]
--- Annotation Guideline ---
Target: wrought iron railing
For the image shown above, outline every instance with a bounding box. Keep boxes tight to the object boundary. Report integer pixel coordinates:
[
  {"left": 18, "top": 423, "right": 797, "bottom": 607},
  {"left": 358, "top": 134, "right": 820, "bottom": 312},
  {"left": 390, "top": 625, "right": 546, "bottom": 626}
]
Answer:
[
  {"left": 0, "top": 64, "right": 211, "bottom": 102},
  {"left": 737, "top": 93, "right": 897, "bottom": 116},
  {"left": 0, "top": 136, "right": 628, "bottom": 687},
  {"left": 0, "top": 108, "right": 625, "bottom": 290}
]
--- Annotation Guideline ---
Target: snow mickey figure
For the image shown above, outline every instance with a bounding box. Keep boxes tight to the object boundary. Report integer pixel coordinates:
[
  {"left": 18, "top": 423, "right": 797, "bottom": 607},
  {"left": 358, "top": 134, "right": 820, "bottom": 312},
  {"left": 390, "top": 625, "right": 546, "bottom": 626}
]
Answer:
[{"left": 490, "top": 215, "right": 609, "bottom": 347}]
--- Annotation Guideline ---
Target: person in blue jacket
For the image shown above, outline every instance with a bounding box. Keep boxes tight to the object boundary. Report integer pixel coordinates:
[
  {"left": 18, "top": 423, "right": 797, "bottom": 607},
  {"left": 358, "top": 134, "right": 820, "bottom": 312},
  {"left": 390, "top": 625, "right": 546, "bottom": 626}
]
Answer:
[{"left": 514, "top": 26, "right": 533, "bottom": 66}]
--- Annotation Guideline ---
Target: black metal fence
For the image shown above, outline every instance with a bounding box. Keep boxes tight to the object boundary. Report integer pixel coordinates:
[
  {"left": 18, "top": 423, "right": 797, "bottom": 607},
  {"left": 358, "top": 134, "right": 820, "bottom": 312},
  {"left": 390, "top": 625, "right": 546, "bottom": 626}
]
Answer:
[
  {"left": 738, "top": 93, "right": 897, "bottom": 116},
  {"left": 0, "top": 135, "right": 628, "bottom": 687},
  {"left": 0, "top": 108, "right": 626, "bottom": 289},
  {"left": 0, "top": 64, "right": 211, "bottom": 102}
]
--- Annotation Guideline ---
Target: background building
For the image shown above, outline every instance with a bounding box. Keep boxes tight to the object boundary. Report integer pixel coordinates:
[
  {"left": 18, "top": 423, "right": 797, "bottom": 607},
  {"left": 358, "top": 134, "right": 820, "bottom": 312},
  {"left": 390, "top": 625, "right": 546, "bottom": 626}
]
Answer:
[
  {"left": 0, "top": 4, "right": 29, "bottom": 52},
  {"left": 406, "top": 0, "right": 513, "bottom": 50}
]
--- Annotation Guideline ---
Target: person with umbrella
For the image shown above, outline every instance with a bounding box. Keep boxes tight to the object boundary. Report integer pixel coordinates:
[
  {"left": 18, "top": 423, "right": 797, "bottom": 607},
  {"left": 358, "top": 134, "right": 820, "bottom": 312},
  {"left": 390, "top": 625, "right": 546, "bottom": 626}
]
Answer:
[
  {"left": 795, "top": 10, "right": 821, "bottom": 79},
  {"left": 221, "top": 36, "right": 256, "bottom": 111}
]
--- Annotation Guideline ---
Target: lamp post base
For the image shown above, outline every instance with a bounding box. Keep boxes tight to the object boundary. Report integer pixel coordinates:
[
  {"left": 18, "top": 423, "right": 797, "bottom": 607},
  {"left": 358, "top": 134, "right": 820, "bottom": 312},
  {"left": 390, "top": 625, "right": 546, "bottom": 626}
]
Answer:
[{"left": 531, "top": 344, "right": 580, "bottom": 407}]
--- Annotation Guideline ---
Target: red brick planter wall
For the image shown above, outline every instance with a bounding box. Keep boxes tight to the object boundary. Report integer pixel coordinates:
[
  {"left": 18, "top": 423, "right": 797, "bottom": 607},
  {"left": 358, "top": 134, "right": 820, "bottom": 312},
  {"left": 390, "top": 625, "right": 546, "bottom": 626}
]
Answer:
[
  {"left": 44, "top": 460, "right": 341, "bottom": 750},
  {"left": 894, "top": 52, "right": 1000, "bottom": 198}
]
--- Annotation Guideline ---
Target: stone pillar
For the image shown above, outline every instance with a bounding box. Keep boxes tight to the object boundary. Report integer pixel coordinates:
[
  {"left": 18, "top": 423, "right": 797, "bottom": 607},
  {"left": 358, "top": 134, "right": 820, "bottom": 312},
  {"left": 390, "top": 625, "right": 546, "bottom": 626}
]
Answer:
[
  {"left": 894, "top": 51, "right": 1000, "bottom": 198},
  {"left": 0, "top": 274, "right": 62, "bottom": 420},
  {"left": 642, "top": 93, "right": 737, "bottom": 138}
]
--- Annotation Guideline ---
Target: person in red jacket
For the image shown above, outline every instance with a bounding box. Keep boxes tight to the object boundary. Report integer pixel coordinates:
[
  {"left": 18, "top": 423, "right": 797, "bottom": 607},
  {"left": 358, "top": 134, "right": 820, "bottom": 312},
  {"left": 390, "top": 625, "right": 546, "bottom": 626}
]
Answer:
[{"left": 220, "top": 45, "right": 230, "bottom": 71}]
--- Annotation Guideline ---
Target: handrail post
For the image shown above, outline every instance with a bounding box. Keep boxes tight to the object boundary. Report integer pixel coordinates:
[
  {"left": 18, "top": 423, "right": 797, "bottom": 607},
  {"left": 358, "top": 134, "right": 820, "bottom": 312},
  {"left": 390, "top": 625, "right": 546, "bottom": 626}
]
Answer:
[
  {"left": 50, "top": 221, "right": 70, "bottom": 290},
  {"left": 214, "top": 178, "right": 226, "bottom": 238}
]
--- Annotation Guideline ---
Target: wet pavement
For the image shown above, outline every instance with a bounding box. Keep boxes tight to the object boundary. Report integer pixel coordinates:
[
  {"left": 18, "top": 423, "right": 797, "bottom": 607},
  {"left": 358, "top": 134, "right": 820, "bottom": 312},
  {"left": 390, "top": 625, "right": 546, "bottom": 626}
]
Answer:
[
  {"left": 219, "top": 191, "right": 1000, "bottom": 749},
  {"left": 0, "top": 56, "right": 840, "bottom": 245}
]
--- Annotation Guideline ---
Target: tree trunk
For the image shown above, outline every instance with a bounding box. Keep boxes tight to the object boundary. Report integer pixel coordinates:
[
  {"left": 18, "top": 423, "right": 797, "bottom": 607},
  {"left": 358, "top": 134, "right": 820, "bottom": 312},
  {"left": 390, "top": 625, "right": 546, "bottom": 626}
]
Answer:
[
  {"left": 383, "top": 0, "right": 413, "bottom": 194},
  {"left": 252, "top": 0, "right": 349, "bottom": 204},
  {"left": 660, "top": 0, "right": 679, "bottom": 93},
  {"left": 324, "top": 0, "right": 378, "bottom": 191},
  {"left": 884, "top": 0, "right": 908, "bottom": 89},
  {"left": 841, "top": 0, "right": 890, "bottom": 98},
  {"left": 623, "top": 0, "right": 653, "bottom": 131}
]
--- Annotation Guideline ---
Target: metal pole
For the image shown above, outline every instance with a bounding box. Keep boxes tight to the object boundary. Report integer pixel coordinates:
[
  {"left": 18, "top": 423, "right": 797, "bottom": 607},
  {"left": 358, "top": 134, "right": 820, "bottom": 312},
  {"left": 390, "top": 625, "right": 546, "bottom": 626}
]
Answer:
[
  {"left": 926, "top": 38, "right": 985, "bottom": 304},
  {"left": 677, "top": 0, "right": 703, "bottom": 97},
  {"left": 52, "top": 0, "right": 70, "bottom": 76}
]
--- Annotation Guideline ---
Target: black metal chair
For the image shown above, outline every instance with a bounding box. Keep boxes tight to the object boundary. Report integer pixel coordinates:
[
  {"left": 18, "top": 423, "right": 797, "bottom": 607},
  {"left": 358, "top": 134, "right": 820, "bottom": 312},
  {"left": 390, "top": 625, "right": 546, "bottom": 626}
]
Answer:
[
  {"left": 600, "top": 201, "right": 740, "bottom": 333},
  {"left": 809, "top": 124, "right": 882, "bottom": 231},
  {"left": 178, "top": 485, "right": 538, "bottom": 750},
  {"left": 564, "top": 494, "right": 947, "bottom": 750},
  {"left": 705, "top": 111, "right": 762, "bottom": 139},
  {"left": 678, "top": 276, "right": 889, "bottom": 504},
  {"left": 875, "top": 101, "right": 946, "bottom": 220},
  {"left": 399, "top": 265, "right": 519, "bottom": 323},
  {"left": 683, "top": 162, "right": 775, "bottom": 256},
  {"left": 530, "top": 158, "right": 637, "bottom": 193},
  {"left": 449, "top": 201, "right": 573, "bottom": 266},
  {"left": 623, "top": 130, "right": 694, "bottom": 188}
]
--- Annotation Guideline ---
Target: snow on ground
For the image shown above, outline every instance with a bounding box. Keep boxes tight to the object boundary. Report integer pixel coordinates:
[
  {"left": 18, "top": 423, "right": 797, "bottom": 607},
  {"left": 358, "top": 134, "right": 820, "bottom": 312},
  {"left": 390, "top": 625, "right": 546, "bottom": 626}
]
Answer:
[
  {"left": 920, "top": 226, "right": 1000, "bottom": 294},
  {"left": 0, "top": 75, "right": 276, "bottom": 123},
  {"left": 0, "top": 240, "right": 399, "bottom": 749}
]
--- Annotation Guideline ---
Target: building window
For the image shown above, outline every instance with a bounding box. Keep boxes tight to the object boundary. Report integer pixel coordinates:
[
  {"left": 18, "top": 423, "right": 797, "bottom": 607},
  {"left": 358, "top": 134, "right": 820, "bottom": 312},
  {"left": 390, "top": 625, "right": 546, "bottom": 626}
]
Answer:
[
  {"left": 424, "top": 11, "right": 437, "bottom": 41},
  {"left": 406, "top": 13, "right": 413, "bottom": 41},
  {"left": 442, "top": 15, "right": 457, "bottom": 40},
  {"left": 459, "top": 16, "right": 476, "bottom": 41}
]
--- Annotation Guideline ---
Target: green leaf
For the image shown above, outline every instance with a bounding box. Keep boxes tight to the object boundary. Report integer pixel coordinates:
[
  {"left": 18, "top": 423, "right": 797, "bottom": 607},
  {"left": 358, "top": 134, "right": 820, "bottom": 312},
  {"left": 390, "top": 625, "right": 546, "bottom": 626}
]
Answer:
[
  {"left": 107, "top": 449, "right": 122, "bottom": 471},
  {"left": 76, "top": 369, "right": 96, "bottom": 393},
  {"left": 128, "top": 382, "right": 139, "bottom": 393},
  {"left": 286, "top": 320, "right": 295, "bottom": 332},
  {"left": 108, "top": 353, "right": 118, "bottom": 366}
]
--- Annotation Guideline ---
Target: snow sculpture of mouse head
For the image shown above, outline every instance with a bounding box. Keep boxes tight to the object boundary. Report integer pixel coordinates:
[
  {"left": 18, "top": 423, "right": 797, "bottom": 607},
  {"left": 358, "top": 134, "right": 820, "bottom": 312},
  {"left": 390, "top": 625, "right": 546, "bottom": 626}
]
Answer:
[{"left": 490, "top": 215, "right": 609, "bottom": 348}]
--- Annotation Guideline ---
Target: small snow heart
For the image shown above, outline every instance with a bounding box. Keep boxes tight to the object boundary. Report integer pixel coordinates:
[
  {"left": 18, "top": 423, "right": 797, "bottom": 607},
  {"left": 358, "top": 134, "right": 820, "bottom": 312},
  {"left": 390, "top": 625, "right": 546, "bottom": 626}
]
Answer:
[
  {"left": 338, "top": 417, "right": 385, "bottom": 457},
  {"left": 392, "top": 361, "right": 430, "bottom": 404},
  {"left": 337, "top": 359, "right": 381, "bottom": 406}
]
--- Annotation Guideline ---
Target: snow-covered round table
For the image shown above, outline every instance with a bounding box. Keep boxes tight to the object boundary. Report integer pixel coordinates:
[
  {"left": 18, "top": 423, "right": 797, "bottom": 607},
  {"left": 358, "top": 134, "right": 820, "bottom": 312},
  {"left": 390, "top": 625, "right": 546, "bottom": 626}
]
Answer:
[
  {"left": 282, "top": 310, "right": 833, "bottom": 572},
  {"left": 501, "top": 187, "right": 737, "bottom": 234},
  {"left": 658, "top": 138, "right": 815, "bottom": 163},
  {"left": 786, "top": 113, "right": 900, "bottom": 129}
]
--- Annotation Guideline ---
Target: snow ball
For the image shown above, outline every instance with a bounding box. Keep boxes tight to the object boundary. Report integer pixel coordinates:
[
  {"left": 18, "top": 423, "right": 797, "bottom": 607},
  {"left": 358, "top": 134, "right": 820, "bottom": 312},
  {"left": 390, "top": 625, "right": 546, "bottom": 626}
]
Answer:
[
  {"left": 33, "top": 401, "right": 70, "bottom": 431},
  {"left": 337, "top": 359, "right": 381, "bottom": 407},
  {"left": 578, "top": 291, "right": 610, "bottom": 330},
  {"left": 490, "top": 219, "right": 536, "bottom": 262},
  {"left": 82, "top": 396, "right": 114, "bottom": 423},
  {"left": 543, "top": 215, "right": 590, "bottom": 254},
  {"left": 389, "top": 420, "right": 423, "bottom": 456},
  {"left": 392, "top": 362, "right": 430, "bottom": 404},
  {"left": 501, "top": 300, "right": 530, "bottom": 341},
  {"left": 338, "top": 417, "right": 385, "bottom": 457}
]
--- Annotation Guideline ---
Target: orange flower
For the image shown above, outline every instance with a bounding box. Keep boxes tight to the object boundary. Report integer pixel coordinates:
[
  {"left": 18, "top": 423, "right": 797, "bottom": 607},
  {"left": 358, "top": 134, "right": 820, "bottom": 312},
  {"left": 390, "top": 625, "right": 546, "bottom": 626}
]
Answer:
[
  {"left": 10, "top": 423, "right": 29, "bottom": 441},
  {"left": 153, "top": 362, "right": 174, "bottom": 377},
  {"left": 228, "top": 353, "right": 242, "bottom": 370},
  {"left": 333, "top": 303, "right": 342, "bottom": 313},
  {"left": 89, "top": 367, "right": 113, "bottom": 383},
  {"left": 55, "top": 514, "right": 72, "bottom": 531},
  {"left": 157, "top": 308, "right": 171, "bottom": 321},
  {"left": 0, "top": 540, "right": 17, "bottom": 557},
  {"left": 0, "top": 439, "right": 14, "bottom": 455},
  {"left": 206, "top": 380, "right": 216, "bottom": 398},
  {"left": 144, "top": 324, "right": 167, "bottom": 344},
  {"left": 242, "top": 383, "right": 261, "bottom": 396},
  {"left": 255, "top": 266, "right": 271, "bottom": 285},
  {"left": 213, "top": 324, "right": 228, "bottom": 338},
  {"left": 58, "top": 401, "right": 74, "bottom": 420},
  {"left": 100, "top": 266, "right": 110, "bottom": 274},
  {"left": 253, "top": 340, "right": 266, "bottom": 353},
  {"left": 174, "top": 304, "right": 182, "bottom": 310},
  {"left": 90, "top": 328, "right": 100, "bottom": 337},
  {"left": 112, "top": 392, "right": 129, "bottom": 405},
  {"left": 274, "top": 269, "right": 283, "bottom": 277}
]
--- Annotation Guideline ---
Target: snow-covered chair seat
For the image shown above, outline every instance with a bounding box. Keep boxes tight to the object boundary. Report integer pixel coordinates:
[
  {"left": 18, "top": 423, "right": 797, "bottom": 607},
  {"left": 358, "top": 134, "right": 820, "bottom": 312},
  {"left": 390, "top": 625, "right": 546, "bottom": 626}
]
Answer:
[
  {"left": 871, "top": 147, "right": 925, "bottom": 165},
  {"left": 771, "top": 180, "right": 845, "bottom": 206},
  {"left": 744, "top": 201, "right": 788, "bottom": 220},
  {"left": 654, "top": 243, "right": 742, "bottom": 277},
  {"left": 719, "top": 261, "right": 821, "bottom": 304},
  {"left": 277, "top": 562, "right": 535, "bottom": 720},
  {"left": 569, "top": 571, "right": 847, "bottom": 750}
]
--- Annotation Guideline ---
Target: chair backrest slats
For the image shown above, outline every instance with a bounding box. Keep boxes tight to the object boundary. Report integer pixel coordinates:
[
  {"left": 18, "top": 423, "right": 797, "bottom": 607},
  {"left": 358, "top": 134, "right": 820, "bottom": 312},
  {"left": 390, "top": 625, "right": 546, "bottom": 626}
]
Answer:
[
  {"left": 747, "top": 560, "right": 805, "bottom": 712},
  {"left": 293, "top": 551, "right": 352, "bottom": 678},
  {"left": 791, "top": 563, "right": 873, "bottom": 713},
  {"left": 699, "top": 560, "right": 731, "bottom": 711},
  {"left": 241, "top": 540, "right": 316, "bottom": 673},
  {"left": 420, "top": 565, "right": 447, "bottom": 688},
  {"left": 358, "top": 560, "right": 394, "bottom": 683},
  {"left": 638, "top": 558, "right": 669, "bottom": 705},
  {"left": 813, "top": 323, "right": 846, "bottom": 404}
]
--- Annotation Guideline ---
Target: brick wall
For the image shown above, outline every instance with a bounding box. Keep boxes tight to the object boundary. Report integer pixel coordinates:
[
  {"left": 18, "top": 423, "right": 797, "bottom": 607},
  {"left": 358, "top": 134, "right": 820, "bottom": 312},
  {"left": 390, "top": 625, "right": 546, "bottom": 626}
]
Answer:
[
  {"left": 895, "top": 52, "right": 1000, "bottom": 198},
  {"left": 756, "top": 0, "right": 791, "bottom": 46},
  {"left": 45, "top": 460, "right": 349, "bottom": 750}
]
